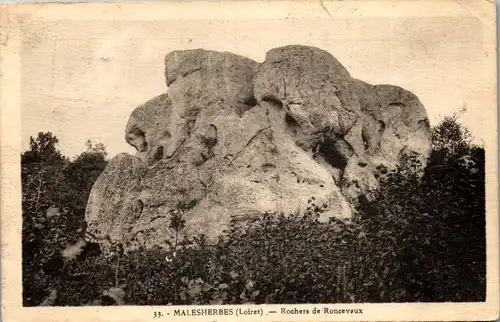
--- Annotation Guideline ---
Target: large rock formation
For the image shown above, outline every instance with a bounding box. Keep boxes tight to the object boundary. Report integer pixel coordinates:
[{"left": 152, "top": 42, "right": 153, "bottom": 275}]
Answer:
[{"left": 85, "top": 45, "right": 432, "bottom": 252}]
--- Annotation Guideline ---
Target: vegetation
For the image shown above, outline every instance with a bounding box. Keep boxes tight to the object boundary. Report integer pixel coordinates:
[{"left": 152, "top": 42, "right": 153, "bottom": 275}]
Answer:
[
  {"left": 22, "top": 135, "right": 108, "bottom": 306},
  {"left": 22, "top": 115, "right": 486, "bottom": 306}
]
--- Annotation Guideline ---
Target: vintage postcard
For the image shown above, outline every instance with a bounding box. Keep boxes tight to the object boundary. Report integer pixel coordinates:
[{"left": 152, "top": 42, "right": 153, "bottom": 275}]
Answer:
[{"left": 0, "top": 0, "right": 498, "bottom": 321}]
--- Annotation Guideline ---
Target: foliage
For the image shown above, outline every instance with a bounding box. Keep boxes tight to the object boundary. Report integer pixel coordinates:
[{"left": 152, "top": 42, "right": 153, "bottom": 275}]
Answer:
[
  {"left": 22, "top": 116, "right": 486, "bottom": 306},
  {"left": 55, "top": 141, "right": 108, "bottom": 225},
  {"left": 22, "top": 132, "right": 66, "bottom": 165},
  {"left": 357, "top": 144, "right": 485, "bottom": 301},
  {"left": 22, "top": 133, "right": 108, "bottom": 306},
  {"left": 431, "top": 110, "right": 473, "bottom": 159}
]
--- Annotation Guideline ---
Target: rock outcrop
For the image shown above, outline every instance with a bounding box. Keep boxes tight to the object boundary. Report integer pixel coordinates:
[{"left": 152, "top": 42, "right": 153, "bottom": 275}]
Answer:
[{"left": 85, "top": 45, "right": 432, "bottom": 252}]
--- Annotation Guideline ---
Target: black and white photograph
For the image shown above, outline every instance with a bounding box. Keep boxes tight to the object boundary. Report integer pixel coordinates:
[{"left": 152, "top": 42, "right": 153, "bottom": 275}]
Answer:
[{"left": 1, "top": 1, "right": 498, "bottom": 321}]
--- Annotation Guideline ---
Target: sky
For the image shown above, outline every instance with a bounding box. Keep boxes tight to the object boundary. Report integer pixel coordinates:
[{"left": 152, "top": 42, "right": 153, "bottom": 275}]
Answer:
[{"left": 19, "top": 1, "right": 496, "bottom": 158}]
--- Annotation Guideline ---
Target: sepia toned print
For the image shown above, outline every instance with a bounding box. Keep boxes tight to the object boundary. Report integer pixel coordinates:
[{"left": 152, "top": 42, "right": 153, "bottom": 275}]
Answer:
[{"left": 0, "top": 1, "right": 498, "bottom": 321}]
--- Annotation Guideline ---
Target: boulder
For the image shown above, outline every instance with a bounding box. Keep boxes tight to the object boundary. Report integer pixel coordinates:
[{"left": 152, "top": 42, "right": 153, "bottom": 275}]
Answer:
[{"left": 85, "top": 45, "right": 432, "bottom": 252}]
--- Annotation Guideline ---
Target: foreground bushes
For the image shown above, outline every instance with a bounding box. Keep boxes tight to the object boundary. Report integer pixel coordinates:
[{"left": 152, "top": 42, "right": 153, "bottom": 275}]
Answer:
[
  {"left": 42, "top": 142, "right": 486, "bottom": 305},
  {"left": 22, "top": 117, "right": 486, "bottom": 306}
]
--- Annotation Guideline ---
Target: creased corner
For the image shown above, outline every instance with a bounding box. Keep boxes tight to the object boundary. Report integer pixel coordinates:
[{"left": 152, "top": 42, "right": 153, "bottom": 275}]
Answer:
[{"left": 457, "top": 0, "right": 495, "bottom": 31}]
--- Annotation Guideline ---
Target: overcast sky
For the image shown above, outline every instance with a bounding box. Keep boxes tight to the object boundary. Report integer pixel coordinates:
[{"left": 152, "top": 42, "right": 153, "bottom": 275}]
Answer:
[{"left": 20, "top": 1, "right": 496, "bottom": 158}]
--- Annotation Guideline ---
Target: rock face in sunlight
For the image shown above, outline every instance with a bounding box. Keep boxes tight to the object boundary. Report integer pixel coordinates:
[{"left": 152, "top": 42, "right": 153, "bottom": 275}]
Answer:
[{"left": 85, "top": 45, "right": 432, "bottom": 252}]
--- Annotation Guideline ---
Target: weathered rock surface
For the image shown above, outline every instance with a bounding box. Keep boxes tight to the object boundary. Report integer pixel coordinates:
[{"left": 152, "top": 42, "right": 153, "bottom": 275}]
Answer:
[{"left": 85, "top": 45, "right": 432, "bottom": 252}]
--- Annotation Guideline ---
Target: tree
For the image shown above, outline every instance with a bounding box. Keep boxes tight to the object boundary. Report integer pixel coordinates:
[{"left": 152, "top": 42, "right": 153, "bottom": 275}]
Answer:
[
  {"left": 84, "top": 140, "right": 108, "bottom": 159},
  {"left": 22, "top": 132, "right": 65, "bottom": 165},
  {"left": 431, "top": 109, "right": 472, "bottom": 159},
  {"left": 21, "top": 132, "right": 68, "bottom": 215}
]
